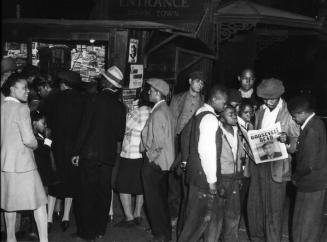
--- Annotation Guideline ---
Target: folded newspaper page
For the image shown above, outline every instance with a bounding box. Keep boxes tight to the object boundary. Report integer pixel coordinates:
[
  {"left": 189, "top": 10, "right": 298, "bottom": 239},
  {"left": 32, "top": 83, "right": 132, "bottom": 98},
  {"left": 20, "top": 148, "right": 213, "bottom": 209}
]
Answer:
[{"left": 247, "top": 122, "right": 288, "bottom": 164}]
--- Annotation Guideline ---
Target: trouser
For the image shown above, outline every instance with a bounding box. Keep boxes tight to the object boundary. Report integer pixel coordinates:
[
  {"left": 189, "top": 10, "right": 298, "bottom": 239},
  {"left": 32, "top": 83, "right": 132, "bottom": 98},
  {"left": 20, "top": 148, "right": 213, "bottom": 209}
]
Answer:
[
  {"left": 168, "top": 171, "right": 182, "bottom": 220},
  {"left": 178, "top": 185, "right": 219, "bottom": 242},
  {"left": 216, "top": 177, "right": 241, "bottom": 242},
  {"left": 176, "top": 171, "right": 189, "bottom": 238},
  {"left": 75, "top": 160, "right": 113, "bottom": 240},
  {"left": 292, "top": 189, "right": 325, "bottom": 242},
  {"left": 142, "top": 159, "right": 171, "bottom": 241},
  {"left": 239, "top": 177, "right": 250, "bottom": 228},
  {"left": 247, "top": 163, "right": 286, "bottom": 242}
]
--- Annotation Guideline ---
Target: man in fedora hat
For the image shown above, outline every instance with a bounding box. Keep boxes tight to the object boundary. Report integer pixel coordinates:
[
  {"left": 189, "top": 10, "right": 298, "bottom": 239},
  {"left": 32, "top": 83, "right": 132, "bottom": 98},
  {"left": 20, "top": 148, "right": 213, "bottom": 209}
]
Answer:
[
  {"left": 72, "top": 66, "right": 126, "bottom": 241},
  {"left": 141, "top": 78, "right": 175, "bottom": 242},
  {"left": 247, "top": 78, "right": 300, "bottom": 242}
]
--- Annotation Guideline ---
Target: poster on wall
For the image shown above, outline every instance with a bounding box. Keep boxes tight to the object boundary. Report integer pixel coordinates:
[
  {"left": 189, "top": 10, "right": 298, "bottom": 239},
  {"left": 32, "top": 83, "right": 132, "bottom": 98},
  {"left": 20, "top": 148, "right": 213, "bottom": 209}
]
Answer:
[
  {"left": 122, "top": 88, "right": 138, "bottom": 111},
  {"left": 247, "top": 122, "right": 288, "bottom": 164},
  {"left": 129, "top": 64, "right": 144, "bottom": 89},
  {"left": 128, "top": 39, "right": 138, "bottom": 63}
]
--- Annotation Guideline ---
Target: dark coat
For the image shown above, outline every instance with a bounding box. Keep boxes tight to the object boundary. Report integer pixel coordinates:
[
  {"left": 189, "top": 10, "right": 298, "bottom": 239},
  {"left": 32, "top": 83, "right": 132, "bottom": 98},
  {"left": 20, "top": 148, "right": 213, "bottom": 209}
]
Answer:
[
  {"left": 294, "top": 115, "right": 327, "bottom": 192},
  {"left": 51, "top": 88, "right": 85, "bottom": 197},
  {"left": 34, "top": 135, "right": 53, "bottom": 186},
  {"left": 38, "top": 90, "right": 60, "bottom": 130},
  {"left": 73, "top": 89, "right": 126, "bottom": 166}
]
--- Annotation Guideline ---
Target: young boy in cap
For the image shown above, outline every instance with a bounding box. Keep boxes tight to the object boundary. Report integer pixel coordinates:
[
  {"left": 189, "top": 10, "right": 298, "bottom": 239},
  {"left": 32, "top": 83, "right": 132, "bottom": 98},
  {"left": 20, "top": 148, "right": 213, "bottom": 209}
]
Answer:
[
  {"left": 141, "top": 78, "right": 175, "bottom": 242},
  {"left": 247, "top": 78, "right": 300, "bottom": 242},
  {"left": 288, "top": 95, "right": 327, "bottom": 242}
]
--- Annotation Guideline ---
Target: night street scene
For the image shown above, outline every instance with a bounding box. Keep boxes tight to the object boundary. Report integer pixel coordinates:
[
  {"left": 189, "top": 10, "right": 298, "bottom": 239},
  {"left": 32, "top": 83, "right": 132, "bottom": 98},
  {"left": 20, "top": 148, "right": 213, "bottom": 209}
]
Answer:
[{"left": 1, "top": 0, "right": 327, "bottom": 241}]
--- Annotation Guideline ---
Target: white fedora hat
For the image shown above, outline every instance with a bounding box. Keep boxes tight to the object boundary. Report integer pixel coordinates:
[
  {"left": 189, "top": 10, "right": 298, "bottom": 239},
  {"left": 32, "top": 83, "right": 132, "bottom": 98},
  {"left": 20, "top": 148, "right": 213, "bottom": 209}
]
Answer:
[{"left": 100, "top": 65, "right": 124, "bottom": 88}]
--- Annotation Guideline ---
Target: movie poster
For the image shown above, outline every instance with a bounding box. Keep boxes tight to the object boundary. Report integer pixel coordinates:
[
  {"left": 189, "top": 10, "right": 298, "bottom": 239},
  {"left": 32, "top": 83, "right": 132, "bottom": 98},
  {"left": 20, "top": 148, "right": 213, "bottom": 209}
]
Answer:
[
  {"left": 247, "top": 122, "right": 288, "bottom": 164},
  {"left": 129, "top": 64, "right": 143, "bottom": 89},
  {"left": 128, "top": 39, "right": 138, "bottom": 63}
]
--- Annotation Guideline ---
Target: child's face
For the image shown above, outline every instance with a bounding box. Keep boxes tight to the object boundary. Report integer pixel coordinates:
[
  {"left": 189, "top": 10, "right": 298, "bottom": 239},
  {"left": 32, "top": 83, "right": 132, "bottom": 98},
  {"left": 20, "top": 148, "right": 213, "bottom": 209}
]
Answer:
[
  {"left": 34, "top": 118, "right": 46, "bottom": 133},
  {"left": 240, "top": 105, "right": 253, "bottom": 123},
  {"left": 222, "top": 107, "right": 238, "bottom": 126}
]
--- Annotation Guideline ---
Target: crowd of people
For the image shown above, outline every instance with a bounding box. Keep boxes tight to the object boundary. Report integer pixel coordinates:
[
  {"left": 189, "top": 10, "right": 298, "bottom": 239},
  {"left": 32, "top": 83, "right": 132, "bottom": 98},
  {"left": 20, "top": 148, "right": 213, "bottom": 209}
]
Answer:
[{"left": 1, "top": 56, "right": 326, "bottom": 242}]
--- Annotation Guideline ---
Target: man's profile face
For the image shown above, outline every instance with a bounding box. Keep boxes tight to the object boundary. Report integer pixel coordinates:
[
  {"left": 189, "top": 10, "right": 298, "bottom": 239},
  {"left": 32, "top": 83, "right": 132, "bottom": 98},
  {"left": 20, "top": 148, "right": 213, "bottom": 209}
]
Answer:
[
  {"left": 291, "top": 110, "right": 307, "bottom": 125},
  {"left": 189, "top": 78, "right": 204, "bottom": 93},
  {"left": 212, "top": 92, "right": 228, "bottom": 113},
  {"left": 148, "top": 86, "right": 158, "bottom": 103},
  {"left": 263, "top": 143, "right": 274, "bottom": 157}
]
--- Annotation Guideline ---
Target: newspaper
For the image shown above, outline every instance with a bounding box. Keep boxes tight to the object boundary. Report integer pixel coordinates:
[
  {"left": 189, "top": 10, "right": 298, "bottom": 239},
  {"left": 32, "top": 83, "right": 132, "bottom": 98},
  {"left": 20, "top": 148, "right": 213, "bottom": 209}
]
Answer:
[{"left": 247, "top": 122, "right": 288, "bottom": 164}]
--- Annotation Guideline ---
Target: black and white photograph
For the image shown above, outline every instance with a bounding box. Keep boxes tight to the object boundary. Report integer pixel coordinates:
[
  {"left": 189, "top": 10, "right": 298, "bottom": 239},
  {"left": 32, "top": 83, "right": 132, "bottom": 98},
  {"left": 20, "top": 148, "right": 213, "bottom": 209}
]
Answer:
[{"left": 1, "top": 0, "right": 327, "bottom": 242}]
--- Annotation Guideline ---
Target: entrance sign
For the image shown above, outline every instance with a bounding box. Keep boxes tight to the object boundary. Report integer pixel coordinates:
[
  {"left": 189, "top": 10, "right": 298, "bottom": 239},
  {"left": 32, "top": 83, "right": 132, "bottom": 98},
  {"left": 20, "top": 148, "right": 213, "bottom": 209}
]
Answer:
[{"left": 108, "top": 0, "right": 204, "bottom": 20}]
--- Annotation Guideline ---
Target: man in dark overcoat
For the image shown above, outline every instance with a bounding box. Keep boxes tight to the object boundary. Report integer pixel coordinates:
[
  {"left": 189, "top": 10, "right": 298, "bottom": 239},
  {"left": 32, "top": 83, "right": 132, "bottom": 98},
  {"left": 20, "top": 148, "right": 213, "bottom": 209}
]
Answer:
[
  {"left": 72, "top": 66, "right": 126, "bottom": 241},
  {"left": 50, "top": 71, "right": 85, "bottom": 230}
]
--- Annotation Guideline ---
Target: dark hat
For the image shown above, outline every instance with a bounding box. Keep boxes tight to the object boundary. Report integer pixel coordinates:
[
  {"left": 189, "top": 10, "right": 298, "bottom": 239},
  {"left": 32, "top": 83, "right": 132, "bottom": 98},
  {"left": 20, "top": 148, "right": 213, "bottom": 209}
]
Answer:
[
  {"left": 1, "top": 57, "right": 17, "bottom": 74},
  {"left": 257, "top": 78, "right": 285, "bottom": 99},
  {"left": 100, "top": 65, "right": 124, "bottom": 88},
  {"left": 189, "top": 71, "right": 206, "bottom": 82},
  {"left": 147, "top": 78, "right": 170, "bottom": 96},
  {"left": 58, "top": 71, "right": 81, "bottom": 87},
  {"left": 228, "top": 89, "right": 242, "bottom": 104}
]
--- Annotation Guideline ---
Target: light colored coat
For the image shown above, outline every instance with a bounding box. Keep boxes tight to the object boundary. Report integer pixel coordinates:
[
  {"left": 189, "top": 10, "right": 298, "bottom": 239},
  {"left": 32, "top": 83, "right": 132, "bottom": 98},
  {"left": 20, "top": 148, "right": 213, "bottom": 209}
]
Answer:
[
  {"left": 1, "top": 98, "right": 37, "bottom": 172},
  {"left": 254, "top": 99, "right": 300, "bottom": 182},
  {"left": 141, "top": 101, "right": 175, "bottom": 171}
]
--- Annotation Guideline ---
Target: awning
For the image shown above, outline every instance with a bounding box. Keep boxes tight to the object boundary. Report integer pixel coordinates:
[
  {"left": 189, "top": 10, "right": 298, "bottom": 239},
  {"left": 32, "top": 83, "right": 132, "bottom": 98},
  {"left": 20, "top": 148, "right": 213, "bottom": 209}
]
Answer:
[
  {"left": 2, "top": 18, "right": 187, "bottom": 41},
  {"left": 214, "top": 0, "right": 320, "bottom": 30}
]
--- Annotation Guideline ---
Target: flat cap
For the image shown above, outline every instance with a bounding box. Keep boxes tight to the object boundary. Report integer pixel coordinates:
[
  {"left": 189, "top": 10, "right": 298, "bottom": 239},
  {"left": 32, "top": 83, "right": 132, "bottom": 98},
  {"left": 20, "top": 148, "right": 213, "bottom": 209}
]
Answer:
[
  {"left": 189, "top": 71, "right": 206, "bottom": 82},
  {"left": 147, "top": 78, "right": 170, "bottom": 96},
  {"left": 257, "top": 78, "right": 285, "bottom": 99}
]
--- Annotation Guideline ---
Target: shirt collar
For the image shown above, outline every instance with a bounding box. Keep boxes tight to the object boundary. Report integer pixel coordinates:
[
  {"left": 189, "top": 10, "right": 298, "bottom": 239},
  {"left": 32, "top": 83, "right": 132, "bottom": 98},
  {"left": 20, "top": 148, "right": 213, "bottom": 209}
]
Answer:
[
  {"left": 301, "top": 112, "right": 315, "bottom": 130},
  {"left": 263, "top": 98, "right": 283, "bottom": 111},
  {"left": 151, "top": 100, "right": 165, "bottom": 113},
  {"left": 4, "top": 96, "right": 20, "bottom": 103},
  {"left": 237, "top": 116, "right": 247, "bottom": 129},
  {"left": 221, "top": 125, "right": 238, "bottom": 137},
  {"left": 239, "top": 88, "right": 253, "bottom": 98}
]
